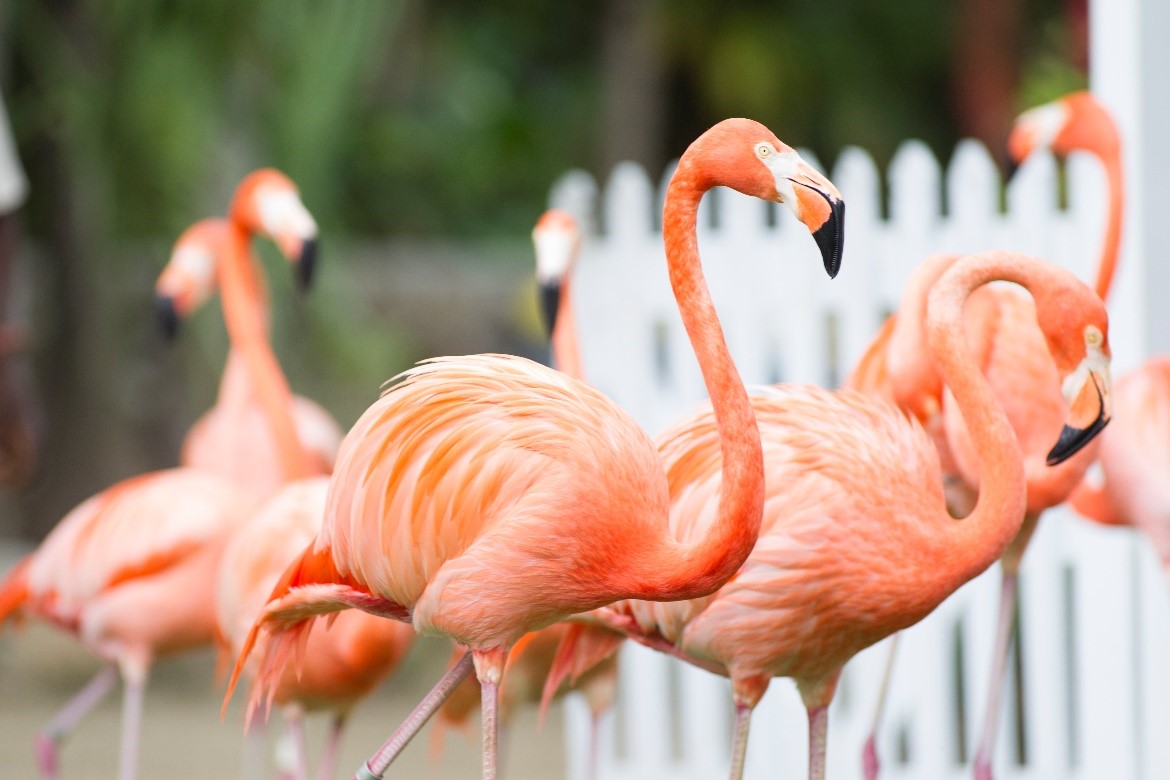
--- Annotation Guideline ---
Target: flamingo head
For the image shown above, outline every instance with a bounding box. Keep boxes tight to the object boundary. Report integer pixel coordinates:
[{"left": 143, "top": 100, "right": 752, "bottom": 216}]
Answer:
[
  {"left": 1007, "top": 91, "right": 1120, "bottom": 174},
  {"left": 154, "top": 219, "right": 229, "bottom": 339},
  {"left": 1031, "top": 270, "right": 1113, "bottom": 465},
  {"left": 229, "top": 169, "right": 319, "bottom": 291},
  {"left": 532, "top": 209, "right": 581, "bottom": 338},
  {"left": 686, "top": 118, "right": 845, "bottom": 278}
]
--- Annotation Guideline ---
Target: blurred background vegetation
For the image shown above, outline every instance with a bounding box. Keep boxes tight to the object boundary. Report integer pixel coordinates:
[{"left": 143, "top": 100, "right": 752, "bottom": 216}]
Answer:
[{"left": 0, "top": 0, "right": 1087, "bottom": 539}]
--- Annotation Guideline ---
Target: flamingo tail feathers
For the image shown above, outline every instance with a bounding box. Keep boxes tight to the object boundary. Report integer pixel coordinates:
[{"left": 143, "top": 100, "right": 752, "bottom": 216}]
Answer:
[
  {"left": 222, "top": 543, "right": 410, "bottom": 723},
  {"left": 540, "top": 623, "right": 585, "bottom": 726},
  {"left": 539, "top": 625, "right": 624, "bottom": 728}
]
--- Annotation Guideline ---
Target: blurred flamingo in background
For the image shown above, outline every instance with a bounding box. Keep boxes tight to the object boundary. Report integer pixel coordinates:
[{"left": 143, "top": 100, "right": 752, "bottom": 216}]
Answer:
[
  {"left": 434, "top": 210, "right": 623, "bottom": 779},
  {"left": 225, "top": 118, "right": 846, "bottom": 780},
  {"left": 217, "top": 477, "right": 415, "bottom": 780},
  {"left": 156, "top": 171, "right": 343, "bottom": 501},
  {"left": 855, "top": 91, "right": 1122, "bottom": 780},
  {"left": 0, "top": 470, "right": 248, "bottom": 780},
  {"left": 584, "top": 251, "right": 1111, "bottom": 780}
]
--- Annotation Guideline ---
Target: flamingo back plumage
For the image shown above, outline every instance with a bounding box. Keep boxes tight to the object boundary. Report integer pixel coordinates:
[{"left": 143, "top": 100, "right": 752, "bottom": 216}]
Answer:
[{"left": 322, "top": 353, "right": 667, "bottom": 648}]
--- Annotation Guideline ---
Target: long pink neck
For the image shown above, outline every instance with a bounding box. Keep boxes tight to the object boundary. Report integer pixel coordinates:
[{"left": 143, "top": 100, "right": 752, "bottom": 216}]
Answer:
[
  {"left": 638, "top": 160, "right": 765, "bottom": 601},
  {"left": 927, "top": 254, "right": 1029, "bottom": 586},
  {"left": 551, "top": 281, "right": 584, "bottom": 381},
  {"left": 1093, "top": 150, "right": 1124, "bottom": 302},
  {"left": 219, "top": 224, "right": 312, "bottom": 481}
]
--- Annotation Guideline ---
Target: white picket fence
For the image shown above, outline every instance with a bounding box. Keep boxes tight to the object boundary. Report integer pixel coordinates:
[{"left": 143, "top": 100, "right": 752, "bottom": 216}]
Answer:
[{"left": 548, "top": 141, "right": 1169, "bottom": 779}]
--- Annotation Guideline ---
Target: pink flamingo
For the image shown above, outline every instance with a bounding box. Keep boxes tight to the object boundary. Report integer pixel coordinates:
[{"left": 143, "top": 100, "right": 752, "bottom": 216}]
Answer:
[
  {"left": 156, "top": 172, "right": 342, "bottom": 500},
  {"left": 855, "top": 91, "right": 1123, "bottom": 780},
  {"left": 434, "top": 210, "right": 623, "bottom": 778},
  {"left": 0, "top": 469, "right": 248, "bottom": 780},
  {"left": 582, "top": 250, "right": 1111, "bottom": 780},
  {"left": 217, "top": 477, "right": 415, "bottom": 780},
  {"left": 224, "top": 118, "right": 846, "bottom": 780}
]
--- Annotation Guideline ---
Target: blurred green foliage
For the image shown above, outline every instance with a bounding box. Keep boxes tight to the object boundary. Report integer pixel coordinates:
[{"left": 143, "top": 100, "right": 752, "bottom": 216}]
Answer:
[{"left": 4, "top": 0, "right": 1083, "bottom": 246}]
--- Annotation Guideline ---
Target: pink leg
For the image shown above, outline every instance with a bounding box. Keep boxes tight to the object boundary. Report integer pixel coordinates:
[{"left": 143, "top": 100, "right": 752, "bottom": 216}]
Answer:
[
  {"left": 807, "top": 705, "right": 828, "bottom": 780},
  {"left": 356, "top": 652, "right": 474, "bottom": 779},
  {"left": 316, "top": 713, "right": 347, "bottom": 780},
  {"left": 118, "top": 669, "right": 147, "bottom": 780},
  {"left": 286, "top": 710, "right": 309, "bottom": 780},
  {"left": 972, "top": 570, "right": 1019, "bottom": 780},
  {"left": 35, "top": 665, "right": 119, "bottom": 779},
  {"left": 474, "top": 647, "right": 508, "bottom": 780},
  {"left": 862, "top": 633, "right": 901, "bottom": 780},
  {"left": 728, "top": 703, "right": 752, "bottom": 780},
  {"left": 586, "top": 712, "right": 603, "bottom": 780}
]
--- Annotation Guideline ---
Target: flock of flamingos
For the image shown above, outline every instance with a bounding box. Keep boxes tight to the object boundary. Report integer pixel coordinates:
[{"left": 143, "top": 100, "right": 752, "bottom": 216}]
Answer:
[{"left": 0, "top": 88, "right": 1155, "bottom": 780}]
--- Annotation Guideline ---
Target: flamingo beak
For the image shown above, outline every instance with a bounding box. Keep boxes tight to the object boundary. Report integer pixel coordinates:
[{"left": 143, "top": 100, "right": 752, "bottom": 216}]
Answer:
[
  {"left": 297, "top": 238, "right": 318, "bottom": 292},
  {"left": 781, "top": 161, "right": 845, "bottom": 278},
  {"left": 1047, "top": 371, "right": 1110, "bottom": 465},
  {"left": 156, "top": 293, "right": 179, "bottom": 340},
  {"left": 538, "top": 280, "right": 561, "bottom": 339}
]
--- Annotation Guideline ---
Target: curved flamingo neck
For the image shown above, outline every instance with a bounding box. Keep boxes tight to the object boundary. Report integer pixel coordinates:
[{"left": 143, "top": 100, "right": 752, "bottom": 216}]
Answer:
[
  {"left": 551, "top": 281, "right": 584, "bottom": 381},
  {"left": 928, "top": 255, "right": 1029, "bottom": 585},
  {"left": 1093, "top": 152, "right": 1124, "bottom": 302},
  {"left": 219, "top": 224, "right": 312, "bottom": 481},
  {"left": 639, "top": 160, "right": 765, "bottom": 601}
]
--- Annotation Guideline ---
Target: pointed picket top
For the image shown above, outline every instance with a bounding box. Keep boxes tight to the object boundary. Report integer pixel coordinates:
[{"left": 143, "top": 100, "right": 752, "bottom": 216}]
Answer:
[
  {"left": 548, "top": 169, "right": 598, "bottom": 237},
  {"left": 889, "top": 140, "right": 941, "bottom": 227},
  {"left": 1006, "top": 149, "right": 1059, "bottom": 260},
  {"left": 603, "top": 161, "right": 656, "bottom": 239},
  {"left": 718, "top": 184, "right": 770, "bottom": 238},
  {"left": 1064, "top": 151, "right": 1109, "bottom": 281},
  {"left": 947, "top": 140, "right": 1000, "bottom": 223},
  {"left": 832, "top": 145, "right": 881, "bottom": 224}
]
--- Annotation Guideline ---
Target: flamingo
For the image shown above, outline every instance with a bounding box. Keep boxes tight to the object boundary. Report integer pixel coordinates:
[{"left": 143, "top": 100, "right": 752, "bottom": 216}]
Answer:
[
  {"left": 576, "top": 250, "right": 1111, "bottom": 780},
  {"left": 156, "top": 171, "right": 343, "bottom": 501},
  {"left": 854, "top": 91, "right": 1123, "bottom": 780},
  {"left": 434, "top": 210, "right": 624, "bottom": 778},
  {"left": 217, "top": 477, "right": 415, "bottom": 780},
  {"left": 0, "top": 469, "right": 249, "bottom": 780},
  {"left": 224, "top": 118, "right": 846, "bottom": 780}
]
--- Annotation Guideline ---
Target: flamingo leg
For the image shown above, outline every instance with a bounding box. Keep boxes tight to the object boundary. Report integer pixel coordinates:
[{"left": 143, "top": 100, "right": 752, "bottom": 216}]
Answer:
[
  {"left": 862, "top": 632, "right": 901, "bottom": 780},
  {"left": 286, "top": 709, "right": 310, "bottom": 780},
  {"left": 35, "top": 664, "right": 119, "bottom": 779},
  {"left": 972, "top": 569, "right": 1019, "bottom": 780},
  {"left": 316, "top": 712, "right": 348, "bottom": 780},
  {"left": 728, "top": 703, "right": 752, "bottom": 780},
  {"left": 807, "top": 705, "right": 828, "bottom": 780},
  {"left": 586, "top": 711, "right": 603, "bottom": 780},
  {"left": 356, "top": 651, "right": 474, "bottom": 779},
  {"left": 117, "top": 667, "right": 148, "bottom": 780},
  {"left": 481, "top": 678, "right": 501, "bottom": 780},
  {"left": 241, "top": 717, "right": 268, "bottom": 780}
]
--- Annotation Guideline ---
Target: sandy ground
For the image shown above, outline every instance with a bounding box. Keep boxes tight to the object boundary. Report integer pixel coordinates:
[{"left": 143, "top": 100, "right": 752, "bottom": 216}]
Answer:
[{"left": 0, "top": 554, "right": 566, "bottom": 779}]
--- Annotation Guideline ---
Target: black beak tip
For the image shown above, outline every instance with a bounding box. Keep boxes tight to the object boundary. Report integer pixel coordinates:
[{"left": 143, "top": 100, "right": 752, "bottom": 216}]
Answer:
[
  {"left": 538, "top": 281, "right": 562, "bottom": 339},
  {"left": 156, "top": 294, "right": 179, "bottom": 341},
  {"left": 811, "top": 199, "right": 844, "bottom": 279},
  {"left": 1046, "top": 415, "right": 1110, "bottom": 466},
  {"left": 297, "top": 238, "right": 318, "bottom": 292},
  {"left": 1003, "top": 156, "right": 1021, "bottom": 184}
]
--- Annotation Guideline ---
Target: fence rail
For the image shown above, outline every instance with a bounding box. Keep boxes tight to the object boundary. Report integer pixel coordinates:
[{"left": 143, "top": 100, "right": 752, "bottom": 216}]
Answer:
[{"left": 548, "top": 139, "right": 1160, "bottom": 779}]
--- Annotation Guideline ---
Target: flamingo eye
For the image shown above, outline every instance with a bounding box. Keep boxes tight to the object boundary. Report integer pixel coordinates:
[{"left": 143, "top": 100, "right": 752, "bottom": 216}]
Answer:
[
  {"left": 1085, "top": 326, "right": 1102, "bottom": 347},
  {"left": 756, "top": 144, "right": 772, "bottom": 159}
]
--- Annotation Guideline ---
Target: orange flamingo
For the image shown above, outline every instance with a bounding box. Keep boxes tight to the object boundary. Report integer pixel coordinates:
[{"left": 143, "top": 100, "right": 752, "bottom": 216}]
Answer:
[
  {"left": 0, "top": 469, "right": 248, "bottom": 780},
  {"left": 224, "top": 118, "right": 846, "bottom": 780},
  {"left": 434, "top": 210, "right": 623, "bottom": 778},
  {"left": 854, "top": 92, "right": 1123, "bottom": 780},
  {"left": 156, "top": 172, "right": 342, "bottom": 501},
  {"left": 1008, "top": 91, "right": 1122, "bottom": 301},
  {"left": 217, "top": 477, "right": 415, "bottom": 780},
  {"left": 579, "top": 251, "right": 1111, "bottom": 780}
]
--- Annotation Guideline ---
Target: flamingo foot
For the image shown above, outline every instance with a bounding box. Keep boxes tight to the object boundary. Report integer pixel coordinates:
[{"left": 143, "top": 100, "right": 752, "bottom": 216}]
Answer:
[
  {"left": 34, "top": 733, "right": 60, "bottom": 780},
  {"left": 862, "top": 735, "right": 880, "bottom": 780}
]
